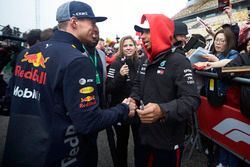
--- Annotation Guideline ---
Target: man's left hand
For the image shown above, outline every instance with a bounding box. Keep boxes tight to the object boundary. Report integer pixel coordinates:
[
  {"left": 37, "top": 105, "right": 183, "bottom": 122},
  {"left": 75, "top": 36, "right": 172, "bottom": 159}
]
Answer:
[{"left": 136, "top": 103, "right": 165, "bottom": 123}]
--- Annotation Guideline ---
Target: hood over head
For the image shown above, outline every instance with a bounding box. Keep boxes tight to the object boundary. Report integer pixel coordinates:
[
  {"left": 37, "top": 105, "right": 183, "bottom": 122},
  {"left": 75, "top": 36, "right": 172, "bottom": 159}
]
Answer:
[{"left": 134, "top": 14, "right": 174, "bottom": 62}]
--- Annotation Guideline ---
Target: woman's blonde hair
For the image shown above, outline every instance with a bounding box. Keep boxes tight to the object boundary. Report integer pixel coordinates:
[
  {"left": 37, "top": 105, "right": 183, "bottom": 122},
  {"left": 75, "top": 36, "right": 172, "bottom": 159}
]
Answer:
[{"left": 116, "top": 35, "right": 138, "bottom": 60}]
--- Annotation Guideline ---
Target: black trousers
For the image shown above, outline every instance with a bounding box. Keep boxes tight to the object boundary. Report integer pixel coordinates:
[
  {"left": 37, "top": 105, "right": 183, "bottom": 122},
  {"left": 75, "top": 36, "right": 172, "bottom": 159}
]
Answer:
[
  {"left": 114, "top": 124, "right": 130, "bottom": 167},
  {"left": 134, "top": 144, "right": 179, "bottom": 167},
  {"left": 79, "top": 133, "right": 98, "bottom": 167}
]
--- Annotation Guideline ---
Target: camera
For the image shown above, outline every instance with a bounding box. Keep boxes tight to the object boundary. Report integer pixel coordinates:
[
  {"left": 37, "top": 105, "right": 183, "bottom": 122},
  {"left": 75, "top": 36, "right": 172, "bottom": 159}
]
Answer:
[{"left": 0, "top": 25, "right": 26, "bottom": 116}]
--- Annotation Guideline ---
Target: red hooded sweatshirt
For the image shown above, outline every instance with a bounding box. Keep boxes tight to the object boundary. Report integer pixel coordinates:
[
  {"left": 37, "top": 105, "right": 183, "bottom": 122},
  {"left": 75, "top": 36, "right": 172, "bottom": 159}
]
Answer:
[{"left": 140, "top": 14, "right": 174, "bottom": 62}]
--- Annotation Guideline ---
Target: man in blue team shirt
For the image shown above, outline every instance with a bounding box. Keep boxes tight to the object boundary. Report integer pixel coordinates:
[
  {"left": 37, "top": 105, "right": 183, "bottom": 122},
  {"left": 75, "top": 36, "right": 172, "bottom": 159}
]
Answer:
[{"left": 3, "top": 1, "right": 135, "bottom": 167}]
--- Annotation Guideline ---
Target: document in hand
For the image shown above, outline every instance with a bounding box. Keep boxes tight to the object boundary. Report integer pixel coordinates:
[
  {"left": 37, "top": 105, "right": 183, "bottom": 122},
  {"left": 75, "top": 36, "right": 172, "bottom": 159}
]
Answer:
[{"left": 188, "top": 47, "right": 210, "bottom": 64}]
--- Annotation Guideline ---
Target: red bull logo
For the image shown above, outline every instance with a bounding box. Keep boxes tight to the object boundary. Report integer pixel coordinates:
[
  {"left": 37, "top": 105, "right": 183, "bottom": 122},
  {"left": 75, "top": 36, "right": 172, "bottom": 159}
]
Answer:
[
  {"left": 21, "top": 52, "right": 49, "bottom": 68},
  {"left": 81, "top": 96, "right": 95, "bottom": 103},
  {"left": 80, "top": 95, "right": 97, "bottom": 109},
  {"left": 15, "top": 65, "right": 47, "bottom": 85}
]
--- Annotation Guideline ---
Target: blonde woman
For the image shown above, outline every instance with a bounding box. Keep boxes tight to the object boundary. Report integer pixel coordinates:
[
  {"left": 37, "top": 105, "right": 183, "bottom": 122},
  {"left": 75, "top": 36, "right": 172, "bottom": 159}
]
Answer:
[{"left": 107, "top": 35, "right": 140, "bottom": 167}]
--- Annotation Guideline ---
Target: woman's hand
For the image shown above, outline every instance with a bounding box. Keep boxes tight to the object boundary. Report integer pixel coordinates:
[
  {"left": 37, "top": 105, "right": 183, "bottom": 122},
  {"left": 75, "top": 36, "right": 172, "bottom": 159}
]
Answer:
[
  {"left": 201, "top": 54, "right": 219, "bottom": 62},
  {"left": 205, "top": 25, "right": 215, "bottom": 37},
  {"left": 119, "top": 64, "right": 129, "bottom": 76}
]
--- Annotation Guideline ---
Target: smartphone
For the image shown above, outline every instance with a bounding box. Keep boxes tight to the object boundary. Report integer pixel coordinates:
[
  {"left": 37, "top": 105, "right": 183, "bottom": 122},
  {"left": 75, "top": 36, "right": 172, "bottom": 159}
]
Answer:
[
  {"left": 184, "top": 36, "right": 198, "bottom": 52},
  {"left": 248, "top": 6, "right": 250, "bottom": 17},
  {"left": 184, "top": 36, "right": 206, "bottom": 52},
  {"left": 139, "top": 100, "right": 144, "bottom": 110},
  {"left": 196, "top": 17, "right": 209, "bottom": 29},
  {"left": 218, "top": 0, "right": 230, "bottom": 11}
]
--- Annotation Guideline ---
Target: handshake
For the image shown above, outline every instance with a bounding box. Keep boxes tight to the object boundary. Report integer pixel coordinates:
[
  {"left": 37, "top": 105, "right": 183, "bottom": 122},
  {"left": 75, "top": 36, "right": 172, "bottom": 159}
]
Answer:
[
  {"left": 122, "top": 98, "right": 165, "bottom": 123},
  {"left": 122, "top": 97, "right": 136, "bottom": 117}
]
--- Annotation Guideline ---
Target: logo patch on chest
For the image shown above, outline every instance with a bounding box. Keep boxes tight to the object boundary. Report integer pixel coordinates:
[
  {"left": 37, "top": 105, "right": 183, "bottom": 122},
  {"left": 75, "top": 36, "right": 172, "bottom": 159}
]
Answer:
[
  {"left": 157, "top": 69, "right": 165, "bottom": 75},
  {"left": 156, "top": 60, "right": 166, "bottom": 75}
]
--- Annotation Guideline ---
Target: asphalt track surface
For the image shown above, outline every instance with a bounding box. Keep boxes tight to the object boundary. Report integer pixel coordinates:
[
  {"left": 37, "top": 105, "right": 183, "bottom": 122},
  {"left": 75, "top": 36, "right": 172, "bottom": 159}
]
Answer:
[{"left": 0, "top": 115, "right": 207, "bottom": 167}]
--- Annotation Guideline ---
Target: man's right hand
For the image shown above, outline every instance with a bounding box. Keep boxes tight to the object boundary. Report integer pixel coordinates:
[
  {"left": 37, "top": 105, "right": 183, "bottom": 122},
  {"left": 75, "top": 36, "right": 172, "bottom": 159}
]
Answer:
[{"left": 122, "top": 98, "right": 136, "bottom": 117}]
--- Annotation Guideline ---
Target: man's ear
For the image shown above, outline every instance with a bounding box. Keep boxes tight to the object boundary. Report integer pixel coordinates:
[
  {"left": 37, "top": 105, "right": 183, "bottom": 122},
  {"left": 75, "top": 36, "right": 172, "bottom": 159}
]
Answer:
[{"left": 70, "top": 17, "right": 78, "bottom": 29}]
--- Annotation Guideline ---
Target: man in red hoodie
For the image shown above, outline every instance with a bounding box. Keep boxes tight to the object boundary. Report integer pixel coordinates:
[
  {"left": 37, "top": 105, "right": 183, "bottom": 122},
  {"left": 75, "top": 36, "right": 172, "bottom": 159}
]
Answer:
[{"left": 130, "top": 14, "right": 200, "bottom": 167}]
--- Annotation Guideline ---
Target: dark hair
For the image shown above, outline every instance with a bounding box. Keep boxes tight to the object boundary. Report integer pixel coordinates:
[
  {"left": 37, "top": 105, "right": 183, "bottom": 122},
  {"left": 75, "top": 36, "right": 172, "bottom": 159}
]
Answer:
[
  {"left": 244, "top": 37, "right": 250, "bottom": 53},
  {"left": 25, "top": 29, "right": 41, "bottom": 46},
  {"left": 40, "top": 28, "right": 54, "bottom": 41},
  {"left": 213, "top": 29, "right": 236, "bottom": 56}
]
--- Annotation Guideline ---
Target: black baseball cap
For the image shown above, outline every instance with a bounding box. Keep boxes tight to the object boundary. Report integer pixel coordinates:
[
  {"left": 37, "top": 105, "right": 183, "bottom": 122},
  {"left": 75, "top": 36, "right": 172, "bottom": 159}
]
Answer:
[{"left": 134, "top": 20, "right": 150, "bottom": 32}]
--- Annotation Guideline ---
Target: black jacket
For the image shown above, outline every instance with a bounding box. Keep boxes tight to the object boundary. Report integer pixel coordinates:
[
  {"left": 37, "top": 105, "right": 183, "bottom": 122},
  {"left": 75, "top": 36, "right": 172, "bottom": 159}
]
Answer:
[
  {"left": 131, "top": 50, "right": 200, "bottom": 150},
  {"left": 107, "top": 57, "right": 139, "bottom": 106},
  {"left": 226, "top": 53, "right": 250, "bottom": 67},
  {"left": 223, "top": 53, "right": 250, "bottom": 118},
  {"left": 3, "top": 30, "right": 129, "bottom": 167}
]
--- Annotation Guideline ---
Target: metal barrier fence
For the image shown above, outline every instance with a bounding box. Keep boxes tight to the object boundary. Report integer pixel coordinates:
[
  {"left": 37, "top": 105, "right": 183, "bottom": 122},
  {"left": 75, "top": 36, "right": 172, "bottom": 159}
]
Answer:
[{"left": 191, "top": 71, "right": 250, "bottom": 164}]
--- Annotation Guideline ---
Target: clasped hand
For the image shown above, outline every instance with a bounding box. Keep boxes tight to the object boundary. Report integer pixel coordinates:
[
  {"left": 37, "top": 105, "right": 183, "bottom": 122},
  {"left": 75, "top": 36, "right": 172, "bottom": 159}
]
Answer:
[{"left": 122, "top": 97, "right": 136, "bottom": 117}]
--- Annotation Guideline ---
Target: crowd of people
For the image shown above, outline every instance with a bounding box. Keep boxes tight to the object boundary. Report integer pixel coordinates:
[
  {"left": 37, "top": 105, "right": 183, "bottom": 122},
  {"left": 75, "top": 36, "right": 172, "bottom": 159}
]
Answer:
[{"left": 0, "top": 1, "right": 250, "bottom": 167}]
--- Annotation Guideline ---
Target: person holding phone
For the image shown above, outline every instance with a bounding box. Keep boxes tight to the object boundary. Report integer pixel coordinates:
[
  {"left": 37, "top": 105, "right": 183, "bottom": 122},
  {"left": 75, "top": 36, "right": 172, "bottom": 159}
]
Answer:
[
  {"left": 222, "top": 5, "right": 240, "bottom": 47},
  {"left": 205, "top": 4, "right": 240, "bottom": 46},
  {"left": 131, "top": 14, "right": 200, "bottom": 167}
]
